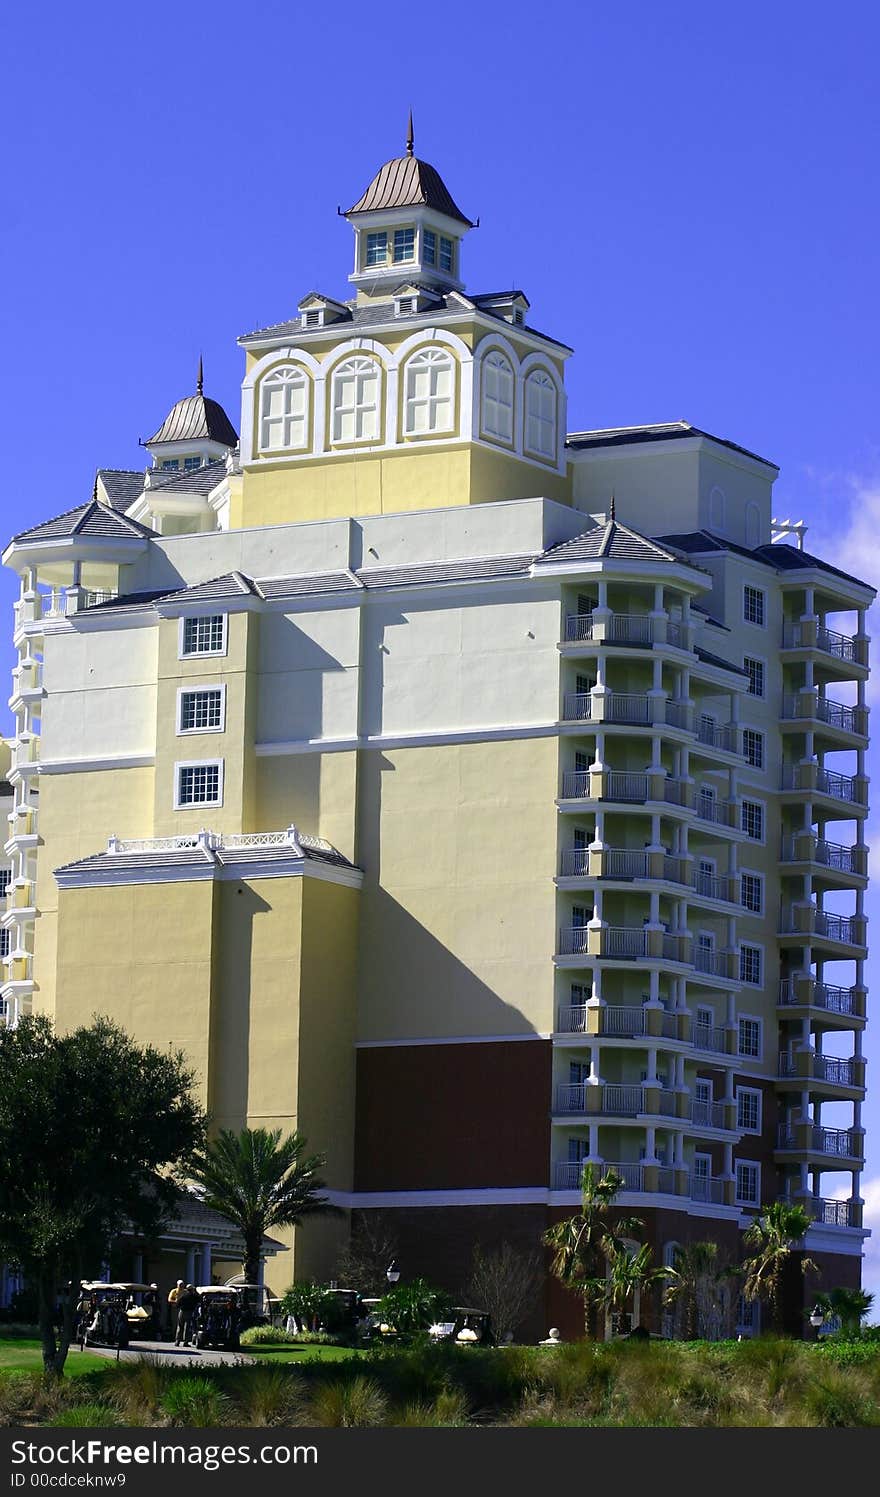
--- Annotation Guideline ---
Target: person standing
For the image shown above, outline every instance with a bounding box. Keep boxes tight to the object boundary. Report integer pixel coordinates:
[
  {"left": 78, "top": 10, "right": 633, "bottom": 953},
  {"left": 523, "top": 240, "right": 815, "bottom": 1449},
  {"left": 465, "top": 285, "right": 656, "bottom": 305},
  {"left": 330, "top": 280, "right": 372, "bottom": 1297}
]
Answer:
[
  {"left": 168, "top": 1279, "right": 184, "bottom": 1343},
  {"left": 177, "top": 1283, "right": 199, "bottom": 1347}
]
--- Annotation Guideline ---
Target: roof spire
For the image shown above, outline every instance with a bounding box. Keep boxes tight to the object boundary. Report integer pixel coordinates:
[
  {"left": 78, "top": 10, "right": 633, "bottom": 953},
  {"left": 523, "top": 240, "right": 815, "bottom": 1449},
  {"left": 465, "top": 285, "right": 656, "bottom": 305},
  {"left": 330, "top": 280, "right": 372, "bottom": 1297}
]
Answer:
[
  {"left": 197, "top": 354, "right": 204, "bottom": 396},
  {"left": 609, "top": 493, "right": 616, "bottom": 522},
  {"left": 406, "top": 108, "right": 414, "bottom": 157}
]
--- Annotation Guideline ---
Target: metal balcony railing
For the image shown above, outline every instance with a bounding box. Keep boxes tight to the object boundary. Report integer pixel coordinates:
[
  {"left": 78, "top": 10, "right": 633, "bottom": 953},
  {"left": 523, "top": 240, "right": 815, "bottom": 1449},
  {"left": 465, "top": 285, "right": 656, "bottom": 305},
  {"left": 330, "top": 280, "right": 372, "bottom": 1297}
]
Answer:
[
  {"left": 696, "top": 720, "right": 740, "bottom": 753},
  {"left": 692, "top": 1022, "right": 727, "bottom": 1054},
  {"left": 694, "top": 794, "right": 738, "bottom": 827},
  {"left": 778, "top": 1052, "right": 857, "bottom": 1086},
  {"left": 691, "top": 1099, "right": 729, "bottom": 1130},
  {"left": 781, "top": 694, "right": 865, "bottom": 735},
  {"left": 779, "top": 836, "right": 861, "bottom": 874},
  {"left": 781, "top": 764, "right": 863, "bottom": 803},
  {"left": 776, "top": 1125, "right": 859, "bottom": 1156},
  {"left": 690, "top": 1174, "right": 725, "bottom": 1204},
  {"left": 782, "top": 1195, "right": 859, "bottom": 1227},
  {"left": 777, "top": 979, "right": 857, "bottom": 1014},
  {"left": 780, "top": 905, "right": 863, "bottom": 945},
  {"left": 782, "top": 622, "right": 858, "bottom": 661}
]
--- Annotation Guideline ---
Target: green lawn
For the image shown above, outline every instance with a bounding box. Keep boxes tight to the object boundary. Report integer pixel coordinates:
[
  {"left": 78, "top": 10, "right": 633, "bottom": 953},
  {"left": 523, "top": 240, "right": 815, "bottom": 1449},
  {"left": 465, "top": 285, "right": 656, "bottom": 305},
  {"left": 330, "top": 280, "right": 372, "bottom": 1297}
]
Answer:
[
  {"left": 0, "top": 1338, "right": 109, "bottom": 1376},
  {"left": 247, "top": 1343, "right": 365, "bottom": 1363}
]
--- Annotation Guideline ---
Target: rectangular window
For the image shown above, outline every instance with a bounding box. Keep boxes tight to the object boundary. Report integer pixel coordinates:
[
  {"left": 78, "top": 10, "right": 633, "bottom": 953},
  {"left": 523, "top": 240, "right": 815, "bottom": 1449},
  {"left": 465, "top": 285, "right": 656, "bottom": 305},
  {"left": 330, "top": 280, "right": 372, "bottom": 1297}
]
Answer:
[
  {"left": 393, "top": 228, "right": 415, "bottom": 263},
  {"left": 176, "top": 761, "right": 223, "bottom": 808},
  {"left": 738, "top": 1016, "right": 762, "bottom": 1058},
  {"left": 0, "top": 927, "right": 9, "bottom": 959},
  {"left": 439, "top": 236, "right": 454, "bottom": 272},
  {"left": 741, "top": 799, "right": 764, "bottom": 841},
  {"left": 744, "top": 656, "right": 765, "bottom": 697},
  {"left": 735, "top": 1160, "right": 761, "bottom": 1206},
  {"left": 736, "top": 1087, "right": 762, "bottom": 1134},
  {"left": 181, "top": 615, "right": 226, "bottom": 657},
  {"left": 0, "top": 869, "right": 10, "bottom": 899},
  {"left": 161, "top": 458, "right": 179, "bottom": 471},
  {"left": 743, "top": 586, "right": 765, "bottom": 626},
  {"left": 365, "top": 231, "right": 387, "bottom": 266},
  {"left": 183, "top": 456, "right": 203, "bottom": 472},
  {"left": 741, "top": 872, "right": 763, "bottom": 914},
  {"left": 423, "top": 229, "right": 436, "bottom": 265},
  {"left": 740, "top": 944, "right": 762, "bottom": 985},
  {"left": 179, "top": 687, "right": 224, "bottom": 733},
  {"left": 743, "top": 729, "right": 764, "bottom": 769}
]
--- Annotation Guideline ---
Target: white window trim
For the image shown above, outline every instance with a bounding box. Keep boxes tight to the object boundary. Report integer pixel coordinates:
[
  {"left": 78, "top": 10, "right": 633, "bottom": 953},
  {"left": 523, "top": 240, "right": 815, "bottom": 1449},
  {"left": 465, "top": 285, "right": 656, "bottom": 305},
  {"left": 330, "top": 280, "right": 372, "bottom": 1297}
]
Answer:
[
  {"left": 696, "top": 928, "right": 716, "bottom": 950},
  {"left": 257, "top": 363, "right": 311, "bottom": 455},
  {"left": 695, "top": 1003, "right": 715, "bottom": 1028},
  {"left": 330, "top": 355, "right": 383, "bottom": 446},
  {"left": 740, "top": 868, "right": 764, "bottom": 916},
  {"left": 692, "top": 1151, "right": 712, "bottom": 1177},
  {"left": 173, "top": 758, "right": 224, "bottom": 811},
  {"left": 178, "top": 614, "right": 228, "bottom": 661},
  {"left": 480, "top": 347, "right": 516, "bottom": 446},
  {"left": 694, "top": 1077, "right": 714, "bottom": 1102},
  {"left": 740, "top": 796, "right": 766, "bottom": 845},
  {"left": 402, "top": 347, "right": 456, "bottom": 438},
  {"left": 743, "top": 584, "right": 767, "bottom": 628},
  {"left": 739, "top": 941, "right": 764, "bottom": 987},
  {"left": 735, "top": 1158, "right": 762, "bottom": 1208},
  {"left": 522, "top": 366, "right": 558, "bottom": 461},
  {"left": 176, "top": 683, "right": 227, "bottom": 736},
  {"left": 737, "top": 1013, "right": 763, "bottom": 1060},
  {"left": 743, "top": 654, "right": 767, "bottom": 699},
  {"left": 736, "top": 1085, "right": 763, "bottom": 1135},
  {"left": 742, "top": 725, "right": 766, "bottom": 771}
]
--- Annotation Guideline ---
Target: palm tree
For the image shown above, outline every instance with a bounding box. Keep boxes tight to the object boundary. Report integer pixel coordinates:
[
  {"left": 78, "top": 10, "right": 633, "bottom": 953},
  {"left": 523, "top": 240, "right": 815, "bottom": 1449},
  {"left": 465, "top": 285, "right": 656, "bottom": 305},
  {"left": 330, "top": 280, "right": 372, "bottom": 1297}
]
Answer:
[
  {"left": 663, "top": 1240, "right": 731, "bottom": 1340},
  {"left": 604, "top": 1242, "right": 667, "bottom": 1334},
  {"left": 188, "top": 1127, "right": 333, "bottom": 1285},
  {"left": 542, "top": 1164, "right": 644, "bottom": 1339},
  {"left": 742, "top": 1202, "right": 817, "bottom": 1335},
  {"left": 812, "top": 1286, "right": 874, "bottom": 1336}
]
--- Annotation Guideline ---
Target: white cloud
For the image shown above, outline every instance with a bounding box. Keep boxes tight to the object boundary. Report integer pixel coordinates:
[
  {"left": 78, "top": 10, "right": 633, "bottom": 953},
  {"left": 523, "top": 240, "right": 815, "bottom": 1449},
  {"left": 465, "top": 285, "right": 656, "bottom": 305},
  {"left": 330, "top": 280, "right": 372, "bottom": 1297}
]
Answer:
[{"left": 835, "top": 1175, "right": 880, "bottom": 1320}]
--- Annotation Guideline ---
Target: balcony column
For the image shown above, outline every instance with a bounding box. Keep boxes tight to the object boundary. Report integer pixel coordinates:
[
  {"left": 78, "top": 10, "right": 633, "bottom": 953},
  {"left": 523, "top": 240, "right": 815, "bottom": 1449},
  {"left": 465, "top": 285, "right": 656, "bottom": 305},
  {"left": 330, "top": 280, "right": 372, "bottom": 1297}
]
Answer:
[
  {"left": 723, "top": 1068, "right": 734, "bottom": 1104},
  {"left": 799, "top": 1087, "right": 811, "bottom": 1125},
  {"left": 721, "top": 1142, "right": 734, "bottom": 1180},
  {"left": 802, "top": 587, "right": 815, "bottom": 622},
  {"left": 644, "top": 1125, "right": 658, "bottom": 1163},
  {"left": 588, "top": 972, "right": 605, "bottom": 1011},
  {"left": 592, "top": 731, "right": 605, "bottom": 772},
  {"left": 674, "top": 1052, "right": 686, "bottom": 1090},
  {"left": 650, "top": 584, "right": 666, "bottom": 644},
  {"left": 587, "top": 1122, "right": 601, "bottom": 1163},
  {"left": 587, "top": 1044, "right": 603, "bottom": 1086},
  {"left": 646, "top": 1048, "right": 658, "bottom": 1084}
]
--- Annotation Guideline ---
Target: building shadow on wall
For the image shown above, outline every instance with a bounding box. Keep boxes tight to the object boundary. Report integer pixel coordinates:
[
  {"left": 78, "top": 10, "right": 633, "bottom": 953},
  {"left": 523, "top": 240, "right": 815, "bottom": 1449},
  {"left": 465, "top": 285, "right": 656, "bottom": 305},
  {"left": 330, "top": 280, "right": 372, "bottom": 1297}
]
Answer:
[{"left": 208, "top": 881, "right": 272, "bottom": 1130}]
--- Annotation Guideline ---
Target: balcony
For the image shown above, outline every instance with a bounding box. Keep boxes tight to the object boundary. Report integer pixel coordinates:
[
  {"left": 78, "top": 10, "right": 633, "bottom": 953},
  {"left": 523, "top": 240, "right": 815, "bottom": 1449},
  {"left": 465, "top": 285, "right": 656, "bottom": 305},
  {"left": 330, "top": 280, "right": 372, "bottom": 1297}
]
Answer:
[
  {"left": 781, "top": 693, "right": 868, "bottom": 742},
  {"left": 695, "top": 719, "right": 741, "bottom": 754},
  {"left": 559, "top": 847, "right": 740, "bottom": 906},
  {"left": 554, "top": 1160, "right": 650, "bottom": 1192},
  {"left": 554, "top": 1082, "right": 659, "bottom": 1117},
  {"left": 778, "top": 976, "right": 865, "bottom": 1021},
  {"left": 692, "top": 1020, "right": 729, "bottom": 1055},
  {"left": 10, "top": 737, "right": 39, "bottom": 774},
  {"left": 778, "top": 1050, "right": 865, "bottom": 1094},
  {"left": 693, "top": 792, "right": 740, "bottom": 829},
  {"left": 689, "top": 1174, "right": 728, "bottom": 1205},
  {"left": 780, "top": 762, "right": 868, "bottom": 810},
  {"left": 779, "top": 903, "right": 867, "bottom": 954},
  {"left": 557, "top": 925, "right": 693, "bottom": 964},
  {"left": 782, "top": 620, "right": 867, "bottom": 670},
  {"left": 693, "top": 945, "right": 738, "bottom": 980},
  {"left": 780, "top": 833, "right": 867, "bottom": 881},
  {"left": 776, "top": 1124, "right": 863, "bottom": 1162},
  {"left": 561, "top": 691, "right": 695, "bottom": 729},
  {"left": 691, "top": 1099, "right": 733, "bottom": 1131},
  {"left": 781, "top": 1195, "right": 862, "bottom": 1228},
  {"left": 559, "top": 769, "right": 694, "bottom": 807},
  {"left": 555, "top": 1002, "right": 682, "bottom": 1040}
]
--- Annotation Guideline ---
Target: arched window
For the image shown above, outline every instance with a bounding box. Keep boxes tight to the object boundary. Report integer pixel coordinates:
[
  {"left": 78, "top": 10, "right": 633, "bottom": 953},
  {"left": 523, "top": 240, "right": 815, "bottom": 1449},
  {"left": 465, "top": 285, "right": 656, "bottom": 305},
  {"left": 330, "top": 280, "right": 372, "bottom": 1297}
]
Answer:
[
  {"left": 745, "top": 502, "right": 761, "bottom": 548},
  {"left": 709, "top": 485, "right": 726, "bottom": 534},
  {"left": 481, "top": 350, "right": 515, "bottom": 442},
  {"left": 525, "top": 369, "right": 557, "bottom": 458},
  {"left": 331, "top": 356, "right": 381, "bottom": 443},
  {"left": 404, "top": 348, "right": 455, "bottom": 435},
  {"left": 259, "top": 365, "right": 309, "bottom": 452}
]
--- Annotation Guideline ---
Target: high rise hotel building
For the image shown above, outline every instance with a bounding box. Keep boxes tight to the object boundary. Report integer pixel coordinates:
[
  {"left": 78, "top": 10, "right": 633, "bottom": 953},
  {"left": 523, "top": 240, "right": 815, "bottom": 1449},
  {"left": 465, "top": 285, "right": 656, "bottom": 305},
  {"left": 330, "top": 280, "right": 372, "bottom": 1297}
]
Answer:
[{"left": 2, "top": 132, "right": 873, "bottom": 1328}]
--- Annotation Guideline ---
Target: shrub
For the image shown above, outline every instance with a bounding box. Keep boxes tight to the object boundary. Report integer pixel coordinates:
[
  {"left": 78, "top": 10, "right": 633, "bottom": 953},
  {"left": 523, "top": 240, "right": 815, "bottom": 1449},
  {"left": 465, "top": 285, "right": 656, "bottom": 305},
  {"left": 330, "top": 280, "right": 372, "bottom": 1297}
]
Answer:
[
  {"left": 161, "top": 1376, "right": 231, "bottom": 1427},
  {"left": 310, "top": 1375, "right": 387, "bottom": 1427},
  {"left": 46, "top": 1403, "right": 119, "bottom": 1428},
  {"left": 233, "top": 1366, "right": 307, "bottom": 1427},
  {"left": 239, "top": 1325, "right": 298, "bottom": 1347},
  {"left": 106, "top": 1358, "right": 168, "bottom": 1423},
  {"left": 0, "top": 1372, "right": 40, "bottom": 1425},
  {"left": 393, "top": 1387, "right": 469, "bottom": 1426},
  {"left": 802, "top": 1370, "right": 879, "bottom": 1427},
  {"left": 374, "top": 1280, "right": 453, "bottom": 1337}
]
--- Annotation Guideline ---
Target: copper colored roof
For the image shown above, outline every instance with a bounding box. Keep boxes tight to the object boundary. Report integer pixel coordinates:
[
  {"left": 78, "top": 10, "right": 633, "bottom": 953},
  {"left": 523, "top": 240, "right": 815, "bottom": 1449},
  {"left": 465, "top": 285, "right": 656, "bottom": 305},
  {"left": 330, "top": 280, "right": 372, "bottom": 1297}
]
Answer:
[
  {"left": 347, "top": 154, "right": 473, "bottom": 226},
  {"left": 147, "top": 392, "right": 238, "bottom": 448}
]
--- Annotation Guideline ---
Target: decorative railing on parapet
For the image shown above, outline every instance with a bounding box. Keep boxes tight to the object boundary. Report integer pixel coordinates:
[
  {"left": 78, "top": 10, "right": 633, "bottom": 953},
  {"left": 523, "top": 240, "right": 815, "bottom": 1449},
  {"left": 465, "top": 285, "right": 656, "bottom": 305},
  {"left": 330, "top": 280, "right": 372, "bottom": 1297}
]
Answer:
[{"left": 105, "top": 827, "right": 333, "bottom": 856}]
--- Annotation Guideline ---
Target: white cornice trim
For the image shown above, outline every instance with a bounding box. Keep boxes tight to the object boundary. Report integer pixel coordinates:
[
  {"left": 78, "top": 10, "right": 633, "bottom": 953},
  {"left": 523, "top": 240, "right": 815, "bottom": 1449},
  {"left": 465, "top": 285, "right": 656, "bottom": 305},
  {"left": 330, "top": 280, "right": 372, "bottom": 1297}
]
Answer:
[
  {"left": 256, "top": 722, "right": 562, "bottom": 756},
  {"left": 40, "top": 752, "right": 155, "bottom": 775},
  {"left": 566, "top": 433, "right": 778, "bottom": 479},
  {"left": 55, "top": 856, "right": 363, "bottom": 891},
  {"left": 325, "top": 1187, "right": 550, "bottom": 1208},
  {"left": 355, "top": 1032, "right": 550, "bottom": 1048}
]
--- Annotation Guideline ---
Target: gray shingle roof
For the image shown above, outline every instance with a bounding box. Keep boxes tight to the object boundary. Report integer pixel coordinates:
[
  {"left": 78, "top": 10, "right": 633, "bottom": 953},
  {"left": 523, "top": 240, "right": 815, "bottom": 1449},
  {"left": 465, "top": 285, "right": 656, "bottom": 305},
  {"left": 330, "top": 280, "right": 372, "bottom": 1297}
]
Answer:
[
  {"left": 346, "top": 153, "right": 473, "bottom": 226},
  {"left": 13, "top": 500, "right": 155, "bottom": 545},
  {"left": 694, "top": 646, "right": 749, "bottom": 676},
  {"left": 145, "top": 460, "right": 228, "bottom": 497},
  {"left": 257, "top": 572, "right": 358, "bottom": 599},
  {"left": 147, "top": 393, "right": 238, "bottom": 448},
  {"left": 55, "top": 833, "right": 357, "bottom": 883},
  {"left": 751, "top": 543, "right": 875, "bottom": 593},
  {"left": 565, "top": 422, "right": 777, "bottom": 470},
  {"left": 357, "top": 554, "right": 536, "bottom": 589},
  {"left": 537, "top": 520, "right": 684, "bottom": 567},
  {"left": 96, "top": 470, "right": 148, "bottom": 510},
  {"left": 154, "top": 571, "right": 259, "bottom": 606},
  {"left": 239, "top": 289, "right": 571, "bottom": 351}
]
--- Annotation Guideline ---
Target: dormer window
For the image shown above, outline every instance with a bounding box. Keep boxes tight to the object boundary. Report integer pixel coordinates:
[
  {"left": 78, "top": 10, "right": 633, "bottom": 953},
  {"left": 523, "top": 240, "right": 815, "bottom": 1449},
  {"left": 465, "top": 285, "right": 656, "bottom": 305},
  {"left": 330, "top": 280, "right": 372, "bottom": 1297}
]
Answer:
[
  {"left": 303, "top": 309, "right": 321, "bottom": 329},
  {"left": 423, "top": 230, "right": 436, "bottom": 265},
  {"left": 183, "top": 456, "right": 203, "bottom": 472},
  {"left": 366, "top": 232, "right": 388, "bottom": 266},
  {"left": 161, "top": 459, "right": 180, "bottom": 471},
  {"left": 396, "top": 296, "right": 416, "bottom": 316},
  {"left": 393, "top": 228, "right": 415, "bottom": 263},
  {"left": 439, "top": 237, "right": 454, "bottom": 273},
  {"left": 512, "top": 307, "right": 524, "bottom": 326}
]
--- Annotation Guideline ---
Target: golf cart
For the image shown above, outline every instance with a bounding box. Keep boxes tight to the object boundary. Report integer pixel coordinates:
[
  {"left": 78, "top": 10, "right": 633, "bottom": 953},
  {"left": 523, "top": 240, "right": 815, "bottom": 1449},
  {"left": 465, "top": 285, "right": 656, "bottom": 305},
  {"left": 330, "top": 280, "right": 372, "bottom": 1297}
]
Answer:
[
  {"left": 428, "top": 1307, "right": 493, "bottom": 1346},
  {"left": 194, "top": 1287, "right": 241, "bottom": 1350},
  {"left": 221, "top": 1277, "right": 278, "bottom": 1330},
  {"left": 77, "top": 1283, "right": 132, "bottom": 1349}
]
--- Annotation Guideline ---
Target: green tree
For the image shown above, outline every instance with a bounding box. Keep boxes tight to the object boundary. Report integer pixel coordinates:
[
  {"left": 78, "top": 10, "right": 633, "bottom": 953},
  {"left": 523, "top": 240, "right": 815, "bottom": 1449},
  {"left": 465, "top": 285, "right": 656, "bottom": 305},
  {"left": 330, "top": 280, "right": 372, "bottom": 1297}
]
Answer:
[
  {"left": 742, "top": 1202, "right": 817, "bottom": 1335},
  {"left": 812, "top": 1286, "right": 874, "bottom": 1335},
  {"left": 604, "top": 1241, "right": 666, "bottom": 1332},
  {"left": 279, "top": 1281, "right": 346, "bottom": 1333},
  {"left": 375, "top": 1279, "right": 453, "bottom": 1336},
  {"left": 187, "top": 1127, "right": 332, "bottom": 1285},
  {"left": 663, "top": 1241, "right": 741, "bottom": 1340},
  {"left": 542, "top": 1164, "right": 643, "bottom": 1339},
  {"left": 0, "top": 1015, "right": 204, "bottom": 1376},
  {"left": 466, "top": 1241, "right": 543, "bottom": 1344}
]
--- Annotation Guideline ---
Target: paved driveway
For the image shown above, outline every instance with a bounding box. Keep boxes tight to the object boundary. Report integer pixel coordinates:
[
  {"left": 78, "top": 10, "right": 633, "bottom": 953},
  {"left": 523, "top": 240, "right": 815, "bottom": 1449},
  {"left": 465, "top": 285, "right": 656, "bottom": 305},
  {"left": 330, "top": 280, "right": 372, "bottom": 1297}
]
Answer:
[{"left": 77, "top": 1338, "right": 253, "bottom": 1368}]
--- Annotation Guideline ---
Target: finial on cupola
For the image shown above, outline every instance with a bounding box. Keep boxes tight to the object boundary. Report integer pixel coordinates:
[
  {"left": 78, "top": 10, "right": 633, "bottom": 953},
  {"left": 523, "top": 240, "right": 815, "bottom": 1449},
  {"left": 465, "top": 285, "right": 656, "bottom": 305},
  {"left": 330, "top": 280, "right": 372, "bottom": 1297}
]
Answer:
[
  {"left": 610, "top": 493, "right": 616, "bottom": 522},
  {"left": 197, "top": 354, "right": 204, "bottom": 396},
  {"left": 406, "top": 109, "right": 414, "bottom": 158}
]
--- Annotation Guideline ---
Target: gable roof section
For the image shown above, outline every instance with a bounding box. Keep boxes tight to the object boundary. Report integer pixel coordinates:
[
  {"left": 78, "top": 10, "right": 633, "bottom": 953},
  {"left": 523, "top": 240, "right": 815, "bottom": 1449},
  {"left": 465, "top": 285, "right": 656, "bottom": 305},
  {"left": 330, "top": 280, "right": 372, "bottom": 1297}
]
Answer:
[
  {"left": 95, "top": 469, "right": 148, "bottom": 510},
  {"left": 565, "top": 421, "right": 777, "bottom": 470},
  {"left": 13, "top": 500, "right": 155, "bottom": 545},
  {"left": 751, "top": 543, "right": 875, "bottom": 592},
  {"left": 537, "top": 519, "right": 684, "bottom": 567}
]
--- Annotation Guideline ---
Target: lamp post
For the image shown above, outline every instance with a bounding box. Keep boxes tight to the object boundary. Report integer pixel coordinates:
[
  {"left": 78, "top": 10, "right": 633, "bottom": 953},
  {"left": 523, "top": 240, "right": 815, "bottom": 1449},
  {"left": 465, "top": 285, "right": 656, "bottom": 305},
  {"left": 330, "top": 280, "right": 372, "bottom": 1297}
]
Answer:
[
  {"left": 386, "top": 1261, "right": 400, "bottom": 1287},
  {"left": 809, "top": 1304, "right": 825, "bottom": 1339}
]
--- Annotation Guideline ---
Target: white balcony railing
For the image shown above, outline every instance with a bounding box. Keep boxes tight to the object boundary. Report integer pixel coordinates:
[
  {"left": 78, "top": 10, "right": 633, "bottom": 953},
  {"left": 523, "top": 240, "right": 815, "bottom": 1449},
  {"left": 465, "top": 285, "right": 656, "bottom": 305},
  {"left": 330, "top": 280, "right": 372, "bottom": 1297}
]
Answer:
[
  {"left": 691, "top": 1099, "right": 729, "bottom": 1130},
  {"left": 690, "top": 1174, "right": 725, "bottom": 1204},
  {"left": 778, "top": 1052, "right": 857, "bottom": 1086},
  {"left": 781, "top": 694, "right": 865, "bottom": 735},
  {"left": 692, "top": 1021, "right": 727, "bottom": 1054}
]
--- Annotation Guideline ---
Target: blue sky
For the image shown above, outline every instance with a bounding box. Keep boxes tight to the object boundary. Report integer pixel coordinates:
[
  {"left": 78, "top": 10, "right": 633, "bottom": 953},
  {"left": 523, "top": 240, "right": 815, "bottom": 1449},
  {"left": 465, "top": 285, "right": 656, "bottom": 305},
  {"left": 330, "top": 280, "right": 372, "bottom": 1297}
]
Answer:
[{"left": 2, "top": 1, "right": 879, "bottom": 1301}]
